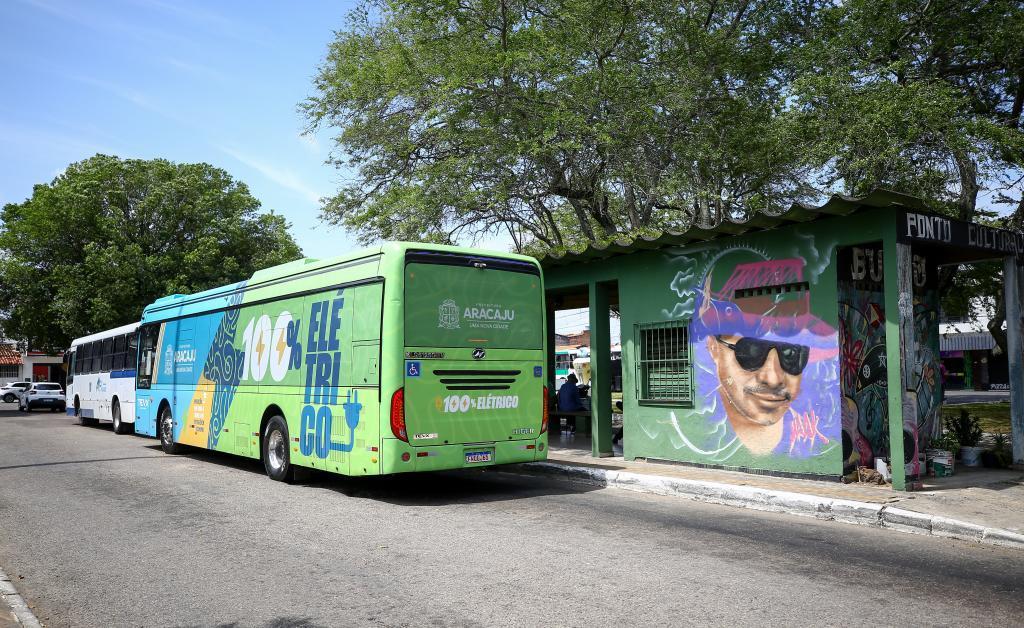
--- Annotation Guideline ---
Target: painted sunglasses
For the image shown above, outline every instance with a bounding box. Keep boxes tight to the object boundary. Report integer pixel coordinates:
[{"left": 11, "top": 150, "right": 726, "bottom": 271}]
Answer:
[{"left": 715, "top": 335, "right": 810, "bottom": 376}]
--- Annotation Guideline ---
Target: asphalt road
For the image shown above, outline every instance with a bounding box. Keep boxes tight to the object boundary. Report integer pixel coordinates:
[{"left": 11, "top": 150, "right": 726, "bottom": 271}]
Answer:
[{"left": 1, "top": 405, "right": 1022, "bottom": 628}]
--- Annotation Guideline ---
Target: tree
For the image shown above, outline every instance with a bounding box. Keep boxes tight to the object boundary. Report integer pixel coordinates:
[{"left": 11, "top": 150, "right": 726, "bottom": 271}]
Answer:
[
  {"left": 0, "top": 154, "right": 303, "bottom": 352},
  {"left": 305, "top": 0, "right": 1024, "bottom": 347},
  {"left": 788, "top": 0, "right": 1024, "bottom": 350},
  {"left": 302, "top": 0, "right": 817, "bottom": 252}
]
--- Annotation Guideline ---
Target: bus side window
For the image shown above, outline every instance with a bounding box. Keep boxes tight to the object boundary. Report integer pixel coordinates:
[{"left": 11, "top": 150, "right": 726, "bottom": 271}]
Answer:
[
  {"left": 67, "top": 351, "right": 75, "bottom": 385},
  {"left": 127, "top": 333, "right": 139, "bottom": 373},
  {"left": 101, "top": 337, "right": 114, "bottom": 373},
  {"left": 112, "top": 334, "right": 126, "bottom": 371}
]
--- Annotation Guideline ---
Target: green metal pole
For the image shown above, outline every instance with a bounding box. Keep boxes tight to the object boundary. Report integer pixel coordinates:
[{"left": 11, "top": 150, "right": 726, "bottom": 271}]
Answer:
[
  {"left": 882, "top": 230, "right": 912, "bottom": 491},
  {"left": 589, "top": 281, "right": 613, "bottom": 457}
]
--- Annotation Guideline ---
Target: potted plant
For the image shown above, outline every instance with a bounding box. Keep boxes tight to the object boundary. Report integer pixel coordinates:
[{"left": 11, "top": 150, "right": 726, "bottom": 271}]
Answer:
[
  {"left": 946, "top": 410, "right": 984, "bottom": 467},
  {"left": 982, "top": 432, "right": 1012, "bottom": 469},
  {"left": 927, "top": 431, "right": 959, "bottom": 477}
]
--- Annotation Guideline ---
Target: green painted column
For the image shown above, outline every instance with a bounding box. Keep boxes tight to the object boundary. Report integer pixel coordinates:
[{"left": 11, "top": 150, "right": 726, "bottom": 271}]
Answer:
[
  {"left": 882, "top": 231, "right": 914, "bottom": 491},
  {"left": 588, "top": 281, "right": 613, "bottom": 457},
  {"left": 1004, "top": 257, "right": 1023, "bottom": 464}
]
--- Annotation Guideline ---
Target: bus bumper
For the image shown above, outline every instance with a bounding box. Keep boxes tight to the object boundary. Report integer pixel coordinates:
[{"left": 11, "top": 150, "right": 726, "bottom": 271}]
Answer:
[{"left": 380, "top": 436, "right": 548, "bottom": 474}]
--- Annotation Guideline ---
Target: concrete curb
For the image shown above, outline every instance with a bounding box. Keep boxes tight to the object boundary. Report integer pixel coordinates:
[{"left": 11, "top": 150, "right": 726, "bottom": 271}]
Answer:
[
  {"left": 0, "top": 567, "right": 41, "bottom": 628},
  {"left": 516, "top": 461, "right": 1024, "bottom": 551}
]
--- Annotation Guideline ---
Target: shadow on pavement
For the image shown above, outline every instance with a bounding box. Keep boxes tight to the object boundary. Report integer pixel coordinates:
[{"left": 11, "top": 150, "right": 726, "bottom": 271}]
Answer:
[
  {"left": 307, "top": 467, "right": 597, "bottom": 506},
  {"left": 202, "top": 617, "right": 328, "bottom": 628},
  {"left": 0, "top": 454, "right": 165, "bottom": 472},
  {"left": 159, "top": 443, "right": 596, "bottom": 505}
]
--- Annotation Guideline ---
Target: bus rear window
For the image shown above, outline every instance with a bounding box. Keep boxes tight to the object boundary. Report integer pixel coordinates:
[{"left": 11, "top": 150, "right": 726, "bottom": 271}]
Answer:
[{"left": 404, "top": 261, "right": 542, "bottom": 349}]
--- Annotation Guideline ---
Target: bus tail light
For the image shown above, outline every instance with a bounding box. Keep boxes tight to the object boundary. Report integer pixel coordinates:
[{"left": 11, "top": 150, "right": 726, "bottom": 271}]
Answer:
[
  {"left": 390, "top": 387, "right": 408, "bottom": 442},
  {"left": 541, "top": 386, "right": 549, "bottom": 434}
]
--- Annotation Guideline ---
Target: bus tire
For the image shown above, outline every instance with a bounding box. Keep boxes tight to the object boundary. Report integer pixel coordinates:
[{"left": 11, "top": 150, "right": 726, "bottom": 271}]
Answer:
[
  {"left": 75, "top": 398, "right": 98, "bottom": 426},
  {"left": 158, "top": 405, "right": 182, "bottom": 455},
  {"left": 262, "top": 415, "right": 294, "bottom": 483},
  {"left": 112, "top": 400, "right": 129, "bottom": 435}
]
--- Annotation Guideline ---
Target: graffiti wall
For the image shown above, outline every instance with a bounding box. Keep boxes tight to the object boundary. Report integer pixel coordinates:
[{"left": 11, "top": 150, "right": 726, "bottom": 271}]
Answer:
[
  {"left": 837, "top": 244, "right": 941, "bottom": 479},
  {"left": 624, "top": 225, "right": 849, "bottom": 476},
  {"left": 542, "top": 206, "right": 949, "bottom": 480}
]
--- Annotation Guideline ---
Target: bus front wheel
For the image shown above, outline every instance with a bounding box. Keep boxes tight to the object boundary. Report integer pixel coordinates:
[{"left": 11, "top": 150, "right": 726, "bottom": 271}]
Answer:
[
  {"left": 159, "top": 406, "right": 182, "bottom": 455},
  {"left": 262, "top": 416, "right": 295, "bottom": 483},
  {"left": 112, "top": 400, "right": 129, "bottom": 435}
]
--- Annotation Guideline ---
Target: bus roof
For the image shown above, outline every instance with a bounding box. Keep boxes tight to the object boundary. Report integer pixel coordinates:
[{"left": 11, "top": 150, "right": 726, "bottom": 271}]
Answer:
[
  {"left": 70, "top": 321, "right": 141, "bottom": 348},
  {"left": 140, "top": 242, "right": 540, "bottom": 323}
]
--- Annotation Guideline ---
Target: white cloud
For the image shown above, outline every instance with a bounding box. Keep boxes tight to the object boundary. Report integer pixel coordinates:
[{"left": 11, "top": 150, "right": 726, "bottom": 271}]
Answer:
[
  {"left": 66, "top": 75, "right": 196, "bottom": 128},
  {"left": 163, "top": 56, "right": 226, "bottom": 81},
  {"left": 0, "top": 121, "right": 114, "bottom": 159},
  {"left": 18, "top": 0, "right": 200, "bottom": 50},
  {"left": 125, "top": 0, "right": 266, "bottom": 45},
  {"left": 216, "top": 145, "right": 323, "bottom": 205}
]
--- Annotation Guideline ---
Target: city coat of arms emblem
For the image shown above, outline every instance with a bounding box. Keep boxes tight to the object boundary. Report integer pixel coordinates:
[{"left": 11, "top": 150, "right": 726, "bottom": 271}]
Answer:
[{"left": 438, "top": 299, "right": 460, "bottom": 329}]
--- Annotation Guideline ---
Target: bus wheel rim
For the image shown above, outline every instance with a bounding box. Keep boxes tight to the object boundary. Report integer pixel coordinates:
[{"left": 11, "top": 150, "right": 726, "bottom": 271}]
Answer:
[
  {"left": 161, "top": 413, "right": 172, "bottom": 443},
  {"left": 267, "top": 430, "right": 285, "bottom": 471}
]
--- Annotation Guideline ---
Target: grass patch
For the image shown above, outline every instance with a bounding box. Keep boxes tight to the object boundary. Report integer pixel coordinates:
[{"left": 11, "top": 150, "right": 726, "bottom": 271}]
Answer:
[{"left": 942, "top": 402, "right": 1012, "bottom": 434}]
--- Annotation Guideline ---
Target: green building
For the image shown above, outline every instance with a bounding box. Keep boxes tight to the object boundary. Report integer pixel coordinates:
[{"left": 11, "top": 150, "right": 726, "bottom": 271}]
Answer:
[{"left": 541, "top": 190, "right": 1024, "bottom": 491}]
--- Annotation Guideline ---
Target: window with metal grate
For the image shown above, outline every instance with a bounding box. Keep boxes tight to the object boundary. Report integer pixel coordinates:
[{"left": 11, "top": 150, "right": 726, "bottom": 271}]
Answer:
[{"left": 635, "top": 320, "right": 692, "bottom": 405}]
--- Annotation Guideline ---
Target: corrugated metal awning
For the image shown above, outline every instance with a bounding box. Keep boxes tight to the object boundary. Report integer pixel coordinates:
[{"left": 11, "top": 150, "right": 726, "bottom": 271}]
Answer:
[
  {"left": 539, "top": 188, "right": 927, "bottom": 268},
  {"left": 0, "top": 345, "right": 22, "bottom": 366},
  {"left": 940, "top": 332, "right": 996, "bottom": 353}
]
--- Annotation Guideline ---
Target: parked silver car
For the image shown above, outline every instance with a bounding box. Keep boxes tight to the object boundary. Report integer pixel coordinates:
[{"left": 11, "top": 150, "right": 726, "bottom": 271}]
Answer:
[
  {"left": 19, "top": 382, "right": 67, "bottom": 412},
  {"left": 1, "top": 381, "right": 32, "bottom": 404}
]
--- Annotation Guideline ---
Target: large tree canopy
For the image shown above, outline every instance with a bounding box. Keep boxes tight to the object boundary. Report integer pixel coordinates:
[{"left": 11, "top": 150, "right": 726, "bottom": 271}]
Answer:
[
  {"left": 303, "top": 0, "right": 816, "bottom": 250},
  {"left": 304, "top": 0, "right": 1024, "bottom": 253},
  {"left": 0, "top": 154, "right": 303, "bottom": 351}
]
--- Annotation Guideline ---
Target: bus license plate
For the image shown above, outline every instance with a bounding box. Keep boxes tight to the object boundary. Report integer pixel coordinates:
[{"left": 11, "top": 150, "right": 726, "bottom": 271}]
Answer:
[{"left": 465, "top": 451, "right": 492, "bottom": 464}]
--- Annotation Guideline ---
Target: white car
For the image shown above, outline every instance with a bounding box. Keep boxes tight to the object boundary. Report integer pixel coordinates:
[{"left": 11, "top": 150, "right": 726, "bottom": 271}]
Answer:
[
  {"left": 19, "top": 382, "right": 67, "bottom": 412},
  {"left": 1, "top": 382, "right": 32, "bottom": 404}
]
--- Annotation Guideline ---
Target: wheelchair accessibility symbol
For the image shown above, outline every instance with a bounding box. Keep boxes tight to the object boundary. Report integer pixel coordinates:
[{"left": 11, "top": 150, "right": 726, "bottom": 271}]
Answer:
[{"left": 406, "top": 361, "right": 421, "bottom": 377}]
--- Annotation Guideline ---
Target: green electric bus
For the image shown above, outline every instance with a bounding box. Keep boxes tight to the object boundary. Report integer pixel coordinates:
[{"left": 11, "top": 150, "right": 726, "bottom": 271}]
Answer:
[{"left": 134, "top": 243, "right": 548, "bottom": 481}]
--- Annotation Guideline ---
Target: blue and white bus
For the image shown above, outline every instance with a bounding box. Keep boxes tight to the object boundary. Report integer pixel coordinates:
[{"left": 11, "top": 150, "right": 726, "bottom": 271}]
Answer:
[{"left": 66, "top": 322, "right": 139, "bottom": 434}]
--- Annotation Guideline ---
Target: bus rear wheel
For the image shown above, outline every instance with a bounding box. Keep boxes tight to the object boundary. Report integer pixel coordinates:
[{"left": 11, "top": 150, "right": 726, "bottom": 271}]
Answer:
[
  {"left": 112, "top": 400, "right": 129, "bottom": 435},
  {"left": 159, "top": 406, "right": 182, "bottom": 454},
  {"left": 75, "top": 400, "right": 97, "bottom": 426},
  {"left": 262, "top": 415, "right": 295, "bottom": 483}
]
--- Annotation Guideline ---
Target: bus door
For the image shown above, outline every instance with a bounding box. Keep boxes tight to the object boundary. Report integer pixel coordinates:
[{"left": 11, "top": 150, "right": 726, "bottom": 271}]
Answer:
[{"left": 135, "top": 323, "right": 162, "bottom": 436}]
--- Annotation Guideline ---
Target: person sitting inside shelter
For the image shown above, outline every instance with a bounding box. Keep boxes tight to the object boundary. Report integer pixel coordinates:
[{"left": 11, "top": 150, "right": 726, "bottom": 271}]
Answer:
[{"left": 557, "top": 372, "right": 587, "bottom": 433}]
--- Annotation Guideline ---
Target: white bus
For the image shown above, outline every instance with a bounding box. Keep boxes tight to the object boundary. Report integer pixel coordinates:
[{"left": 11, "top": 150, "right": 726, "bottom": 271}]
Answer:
[{"left": 66, "top": 322, "right": 139, "bottom": 434}]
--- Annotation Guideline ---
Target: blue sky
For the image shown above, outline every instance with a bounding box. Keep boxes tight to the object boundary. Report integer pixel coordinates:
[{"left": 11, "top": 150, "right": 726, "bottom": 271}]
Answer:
[
  {"left": 0, "top": 0, "right": 613, "bottom": 342},
  {"left": 1, "top": 0, "right": 363, "bottom": 259}
]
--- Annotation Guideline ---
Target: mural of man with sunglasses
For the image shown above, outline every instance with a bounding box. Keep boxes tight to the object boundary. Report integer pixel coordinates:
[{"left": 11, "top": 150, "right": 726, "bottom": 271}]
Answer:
[
  {"left": 707, "top": 333, "right": 809, "bottom": 454},
  {"left": 691, "top": 254, "right": 840, "bottom": 459}
]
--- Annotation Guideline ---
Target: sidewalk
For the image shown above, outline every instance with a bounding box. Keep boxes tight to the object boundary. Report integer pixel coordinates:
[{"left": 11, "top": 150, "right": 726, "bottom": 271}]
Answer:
[
  {"left": 513, "top": 439, "right": 1024, "bottom": 550},
  {"left": 0, "top": 567, "right": 40, "bottom": 628}
]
